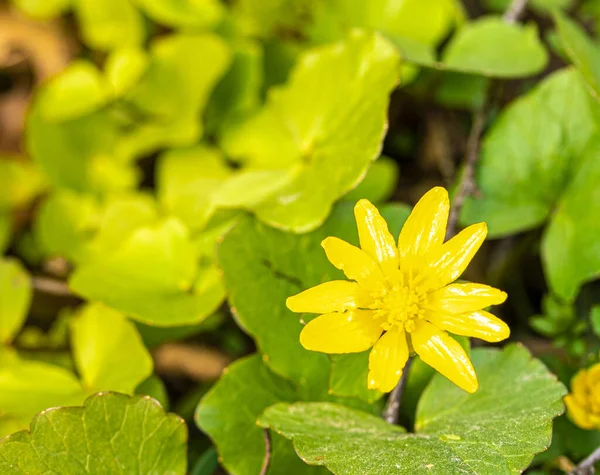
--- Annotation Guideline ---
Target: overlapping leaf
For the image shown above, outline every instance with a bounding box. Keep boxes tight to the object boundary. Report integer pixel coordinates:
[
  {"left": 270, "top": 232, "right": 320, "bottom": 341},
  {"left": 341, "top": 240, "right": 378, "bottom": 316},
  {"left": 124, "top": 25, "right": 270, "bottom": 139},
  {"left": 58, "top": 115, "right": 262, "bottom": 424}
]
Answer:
[
  {"left": 218, "top": 202, "right": 410, "bottom": 398},
  {"left": 222, "top": 31, "right": 399, "bottom": 231},
  {"left": 0, "top": 392, "right": 187, "bottom": 474},
  {"left": 260, "top": 345, "right": 566, "bottom": 474},
  {"left": 461, "top": 68, "right": 600, "bottom": 300}
]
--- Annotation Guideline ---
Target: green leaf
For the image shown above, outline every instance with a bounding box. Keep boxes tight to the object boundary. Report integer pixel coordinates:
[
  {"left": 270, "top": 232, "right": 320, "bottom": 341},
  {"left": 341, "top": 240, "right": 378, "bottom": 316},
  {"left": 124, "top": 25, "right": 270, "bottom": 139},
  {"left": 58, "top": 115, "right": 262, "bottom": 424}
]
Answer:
[
  {"left": 442, "top": 17, "right": 548, "bottom": 78},
  {"left": 310, "top": 0, "right": 462, "bottom": 49},
  {"left": 134, "top": 0, "right": 224, "bottom": 29},
  {"left": 34, "top": 190, "right": 100, "bottom": 262},
  {"left": 157, "top": 145, "right": 233, "bottom": 232},
  {"left": 591, "top": 305, "right": 600, "bottom": 338},
  {"left": 0, "top": 259, "right": 32, "bottom": 345},
  {"left": 75, "top": 0, "right": 145, "bottom": 51},
  {"left": 70, "top": 303, "right": 153, "bottom": 394},
  {"left": 0, "top": 349, "right": 87, "bottom": 420},
  {"left": 0, "top": 214, "right": 10, "bottom": 254},
  {"left": 542, "top": 139, "right": 600, "bottom": 300},
  {"left": 70, "top": 218, "right": 225, "bottom": 326},
  {"left": 260, "top": 345, "right": 566, "bottom": 474},
  {"left": 136, "top": 375, "right": 169, "bottom": 410},
  {"left": 11, "top": 0, "right": 70, "bottom": 20},
  {"left": 0, "top": 392, "right": 187, "bottom": 474},
  {"left": 461, "top": 69, "right": 598, "bottom": 238},
  {"left": 329, "top": 353, "right": 382, "bottom": 403},
  {"left": 27, "top": 104, "right": 138, "bottom": 193},
  {"left": 196, "top": 355, "right": 321, "bottom": 475},
  {"left": 218, "top": 202, "right": 409, "bottom": 397},
  {"left": 554, "top": 12, "right": 600, "bottom": 102},
  {"left": 0, "top": 158, "right": 47, "bottom": 211},
  {"left": 223, "top": 31, "right": 399, "bottom": 231},
  {"left": 204, "top": 39, "right": 264, "bottom": 140},
  {"left": 121, "top": 33, "right": 231, "bottom": 158},
  {"left": 343, "top": 156, "right": 399, "bottom": 204},
  {"left": 37, "top": 61, "right": 110, "bottom": 122},
  {"left": 191, "top": 447, "right": 219, "bottom": 475},
  {"left": 105, "top": 47, "right": 149, "bottom": 96}
]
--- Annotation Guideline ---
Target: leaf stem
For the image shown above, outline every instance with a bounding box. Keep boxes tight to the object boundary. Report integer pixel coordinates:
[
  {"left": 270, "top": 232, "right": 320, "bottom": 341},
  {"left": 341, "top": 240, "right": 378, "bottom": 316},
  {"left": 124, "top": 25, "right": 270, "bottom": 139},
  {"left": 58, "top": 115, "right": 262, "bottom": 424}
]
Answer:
[
  {"left": 445, "top": 107, "right": 486, "bottom": 239},
  {"left": 259, "top": 429, "right": 272, "bottom": 475},
  {"left": 503, "top": 0, "right": 529, "bottom": 24},
  {"left": 383, "top": 0, "right": 530, "bottom": 427},
  {"left": 570, "top": 446, "right": 600, "bottom": 475},
  {"left": 383, "top": 357, "right": 413, "bottom": 425}
]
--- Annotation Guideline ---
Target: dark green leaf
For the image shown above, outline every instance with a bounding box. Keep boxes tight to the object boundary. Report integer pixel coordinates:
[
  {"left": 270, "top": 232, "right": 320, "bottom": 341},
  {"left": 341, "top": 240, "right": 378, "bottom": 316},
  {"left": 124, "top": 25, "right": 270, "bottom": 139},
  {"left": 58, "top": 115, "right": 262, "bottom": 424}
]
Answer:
[{"left": 260, "top": 345, "right": 566, "bottom": 474}]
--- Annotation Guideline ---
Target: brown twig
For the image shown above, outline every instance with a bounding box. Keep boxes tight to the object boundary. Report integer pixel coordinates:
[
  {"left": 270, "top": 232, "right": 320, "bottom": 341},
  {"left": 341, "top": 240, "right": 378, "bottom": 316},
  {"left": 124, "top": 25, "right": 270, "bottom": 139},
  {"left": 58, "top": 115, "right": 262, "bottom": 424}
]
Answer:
[
  {"left": 570, "top": 446, "right": 600, "bottom": 474},
  {"left": 445, "top": 107, "right": 486, "bottom": 239},
  {"left": 503, "top": 0, "right": 529, "bottom": 24},
  {"left": 382, "top": 0, "right": 530, "bottom": 426},
  {"left": 31, "top": 276, "right": 73, "bottom": 297},
  {"left": 259, "top": 429, "right": 272, "bottom": 475},
  {"left": 383, "top": 357, "right": 413, "bottom": 425},
  {"left": 152, "top": 343, "right": 230, "bottom": 381}
]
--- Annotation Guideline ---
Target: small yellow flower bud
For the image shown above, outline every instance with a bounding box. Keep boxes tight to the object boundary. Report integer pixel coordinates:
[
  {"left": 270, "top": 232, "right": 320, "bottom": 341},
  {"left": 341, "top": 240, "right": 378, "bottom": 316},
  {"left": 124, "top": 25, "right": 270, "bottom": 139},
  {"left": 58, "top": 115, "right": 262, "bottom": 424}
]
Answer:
[{"left": 564, "top": 363, "right": 600, "bottom": 430}]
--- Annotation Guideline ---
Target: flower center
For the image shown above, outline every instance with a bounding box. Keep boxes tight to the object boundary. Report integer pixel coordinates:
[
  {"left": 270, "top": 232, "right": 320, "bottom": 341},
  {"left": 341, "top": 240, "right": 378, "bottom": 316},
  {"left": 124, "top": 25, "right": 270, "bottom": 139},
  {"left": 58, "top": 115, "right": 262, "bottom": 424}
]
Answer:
[{"left": 370, "top": 271, "right": 427, "bottom": 333}]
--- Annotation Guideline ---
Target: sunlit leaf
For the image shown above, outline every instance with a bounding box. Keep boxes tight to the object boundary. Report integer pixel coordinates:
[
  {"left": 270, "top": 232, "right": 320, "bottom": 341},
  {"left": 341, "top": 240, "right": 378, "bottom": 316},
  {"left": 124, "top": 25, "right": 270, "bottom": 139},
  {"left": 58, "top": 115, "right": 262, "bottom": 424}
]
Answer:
[
  {"left": 75, "top": 0, "right": 145, "bottom": 51},
  {"left": 70, "top": 303, "right": 153, "bottom": 394},
  {"left": 0, "top": 259, "right": 32, "bottom": 345},
  {"left": 442, "top": 17, "right": 548, "bottom": 78},
  {"left": 0, "top": 392, "right": 187, "bottom": 474},
  {"left": 70, "top": 218, "right": 225, "bottom": 326},
  {"left": 0, "top": 349, "right": 87, "bottom": 420},
  {"left": 134, "top": 0, "right": 224, "bottom": 29},
  {"left": 223, "top": 31, "right": 399, "bottom": 231}
]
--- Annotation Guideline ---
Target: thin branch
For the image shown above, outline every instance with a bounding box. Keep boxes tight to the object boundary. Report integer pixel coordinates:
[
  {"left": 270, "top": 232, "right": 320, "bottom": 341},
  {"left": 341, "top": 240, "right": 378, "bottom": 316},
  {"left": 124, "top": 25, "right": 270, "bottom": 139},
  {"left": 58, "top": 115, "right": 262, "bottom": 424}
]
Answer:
[
  {"left": 445, "top": 107, "right": 486, "bottom": 239},
  {"left": 31, "top": 276, "right": 73, "bottom": 297},
  {"left": 383, "top": 0, "right": 529, "bottom": 427},
  {"left": 570, "top": 446, "right": 600, "bottom": 475},
  {"left": 503, "top": 0, "right": 529, "bottom": 24},
  {"left": 259, "top": 429, "right": 272, "bottom": 475},
  {"left": 383, "top": 357, "right": 413, "bottom": 425}
]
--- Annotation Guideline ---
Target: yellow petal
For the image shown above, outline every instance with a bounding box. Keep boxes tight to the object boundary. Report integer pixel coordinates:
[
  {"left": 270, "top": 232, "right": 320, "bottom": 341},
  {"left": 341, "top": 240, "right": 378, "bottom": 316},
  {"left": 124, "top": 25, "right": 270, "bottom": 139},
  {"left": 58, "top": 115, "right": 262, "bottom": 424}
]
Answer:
[
  {"left": 367, "top": 328, "right": 409, "bottom": 392},
  {"left": 354, "top": 199, "right": 399, "bottom": 276},
  {"left": 424, "top": 309, "right": 510, "bottom": 343},
  {"left": 321, "top": 237, "right": 386, "bottom": 292},
  {"left": 411, "top": 320, "right": 478, "bottom": 393},
  {"left": 428, "top": 222, "right": 487, "bottom": 288},
  {"left": 398, "top": 187, "right": 449, "bottom": 262},
  {"left": 565, "top": 394, "right": 595, "bottom": 430},
  {"left": 571, "top": 371, "right": 590, "bottom": 407},
  {"left": 425, "top": 283, "right": 507, "bottom": 315},
  {"left": 300, "top": 310, "right": 383, "bottom": 354},
  {"left": 287, "top": 281, "right": 374, "bottom": 314}
]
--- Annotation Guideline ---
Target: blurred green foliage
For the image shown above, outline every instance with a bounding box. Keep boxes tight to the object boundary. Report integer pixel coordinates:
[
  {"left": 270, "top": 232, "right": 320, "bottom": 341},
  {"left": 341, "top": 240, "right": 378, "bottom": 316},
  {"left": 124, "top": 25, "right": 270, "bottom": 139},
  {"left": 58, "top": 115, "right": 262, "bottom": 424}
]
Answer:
[{"left": 1, "top": 0, "right": 600, "bottom": 473}]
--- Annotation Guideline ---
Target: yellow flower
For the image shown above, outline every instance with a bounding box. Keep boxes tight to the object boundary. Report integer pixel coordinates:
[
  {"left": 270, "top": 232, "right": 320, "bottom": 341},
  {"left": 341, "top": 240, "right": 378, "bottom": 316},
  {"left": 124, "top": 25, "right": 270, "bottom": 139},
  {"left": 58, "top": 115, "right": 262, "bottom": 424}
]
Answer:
[
  {"left": 286, "top": 187, "right": 509, "bottom": 393},
  {"left": 564, "top": 363, "right": 600, "bottom": 430}
]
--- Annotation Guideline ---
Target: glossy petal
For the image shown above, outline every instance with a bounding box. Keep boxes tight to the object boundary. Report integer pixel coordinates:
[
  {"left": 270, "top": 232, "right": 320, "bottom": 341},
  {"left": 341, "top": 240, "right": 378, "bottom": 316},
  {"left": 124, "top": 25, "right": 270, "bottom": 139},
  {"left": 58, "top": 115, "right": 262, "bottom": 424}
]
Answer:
[
  {"left": 571, "top": 371, "right": 589, "bottom": 407},
  {"left": 286, "top": 281, "right": 374, "bottom": 314},
  {"left": 424, "top": 309, "right": 510, "bottom": 342},
  {"left": 300, "top": 310, "right": 383, "bottom": 354},
  {"left": 428, "top": 222, "right": 487, "bottom": 288},
  {"left": 425, "top": 283, "right": 507, "bottom": 315},
  {"left": 565, "top": 394, "right": 595, "bottom": 430},
  {"left": 321, "top": 237, "right": 386, "bottom": 292},
  {"left": 367, "top": 328, "right": 409, "bottom": 392},
  {"left": 397, "top": 187, "right": 449, "bottom": 262},
  {"left": 354, "top": 199, "right": 399, "bottom": 276},
  {"left": 411, "top": 320, "right": 478, "bottom": 393}
]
